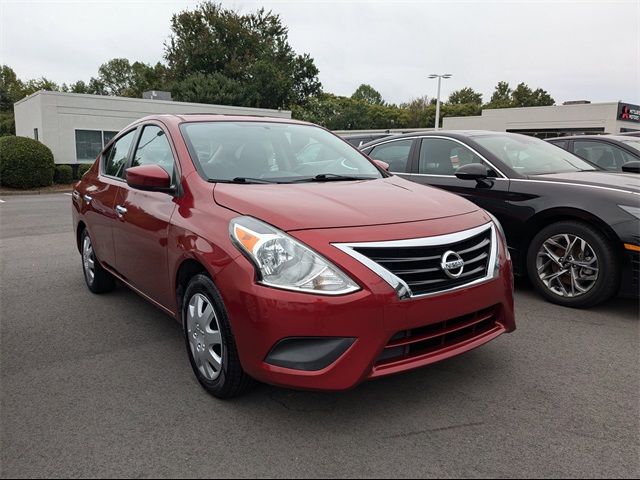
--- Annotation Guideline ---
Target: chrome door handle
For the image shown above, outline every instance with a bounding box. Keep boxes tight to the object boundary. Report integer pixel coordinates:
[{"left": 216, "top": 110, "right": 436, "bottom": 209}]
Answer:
[
  {"left": 83, "top": 194, "right": 92, "bottom": 204},
  {"left": 115, "top": 205, "right": 127, "bottom": 217}
]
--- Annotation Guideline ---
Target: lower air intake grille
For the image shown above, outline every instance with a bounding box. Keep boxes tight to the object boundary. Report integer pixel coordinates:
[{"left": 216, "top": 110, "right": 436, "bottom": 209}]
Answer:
[{"left": 376, "top": 305, "right": 500, "bottom": 366}]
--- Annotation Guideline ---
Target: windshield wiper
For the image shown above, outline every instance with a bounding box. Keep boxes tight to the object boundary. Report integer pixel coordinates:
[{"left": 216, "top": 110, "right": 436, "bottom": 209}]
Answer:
[
  {"left": 208, "top": 177, "right": 277, "bottom": 184},
  {"left": 292, "top": 173, "right": 373, "bottom": 183}
]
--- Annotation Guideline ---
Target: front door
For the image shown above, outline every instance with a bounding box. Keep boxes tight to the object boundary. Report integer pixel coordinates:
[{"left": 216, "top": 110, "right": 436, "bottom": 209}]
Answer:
[
  {"left": 408, "top": 137, "right": 513, "bottom": 234},
  {"left": 112, "top": 124, "right": 179, "bottom": 309}
]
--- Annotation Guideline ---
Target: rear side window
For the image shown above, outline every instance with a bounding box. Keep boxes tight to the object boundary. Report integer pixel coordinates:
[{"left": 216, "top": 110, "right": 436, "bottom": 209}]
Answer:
[
  {"left": 131, "top": 125, "right": 176, "bottom": 183},
  {"left": 549, "top": 140, "right": 569, "bottom": 150},
  {"left": 368, "top": 139, "right": 413, "bottom": 173},
  {"left": 573, "top": 140, "right": 635, "bottom": 171},
  {"left": 102, "top": 130, "right": 136, "bottom": 179}
]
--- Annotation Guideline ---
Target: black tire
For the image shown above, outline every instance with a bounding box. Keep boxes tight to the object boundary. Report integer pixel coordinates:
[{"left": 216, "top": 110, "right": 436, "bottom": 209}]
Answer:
[
  {"left": 80, "top": 228, "right": 115, "bottom": 294},
  {"left": 526, "top": 220, "right": 620, "bottom": 308},
  {"left": 182, "top": 274, "right": 254, "bottom": 398}
]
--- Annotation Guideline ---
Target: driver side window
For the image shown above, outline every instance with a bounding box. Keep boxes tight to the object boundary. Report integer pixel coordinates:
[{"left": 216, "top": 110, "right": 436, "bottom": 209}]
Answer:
[
  {"left": 131, "top": 125, "right": 176, "bottom": 184},
  {"left": 102, "top": 129, "right": 136, "bottom": 179}
]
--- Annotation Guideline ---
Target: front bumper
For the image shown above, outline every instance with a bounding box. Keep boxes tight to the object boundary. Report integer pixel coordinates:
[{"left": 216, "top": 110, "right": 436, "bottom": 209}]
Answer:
[
  {"left": 613, "top": 219, "right": 640, "bottom": 297},
  {"left": 215, "top": 221, "right": 515, "bottom": 391}
]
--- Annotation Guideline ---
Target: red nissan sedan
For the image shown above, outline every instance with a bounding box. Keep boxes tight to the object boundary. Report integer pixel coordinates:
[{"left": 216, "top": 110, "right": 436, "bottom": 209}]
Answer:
[{"left": 72, "top": 115, "right": 515, "bottom": 398}]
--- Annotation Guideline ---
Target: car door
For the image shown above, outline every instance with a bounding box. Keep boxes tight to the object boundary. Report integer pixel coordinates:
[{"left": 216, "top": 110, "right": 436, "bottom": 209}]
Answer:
[
  {"left": 83, "top": 128, "right": 138, "bottom": 270},
  {"left": 408, "top": 136, "right": 512, "bottom": 226},
  {"left": 364, "top": 138, "right": 417, "bottom": 177},
  {"left": 112, "top": 123, "right": 179, "bottom": 309}
]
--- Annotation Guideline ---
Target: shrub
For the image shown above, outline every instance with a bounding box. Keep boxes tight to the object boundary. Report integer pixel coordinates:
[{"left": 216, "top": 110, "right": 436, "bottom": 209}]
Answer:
[
  {"left": 54, "top": 165, "right": 73, "bottom": 184},
  {"left": 75, "top": 163, "right": 92, "bottom": 179},
  {"left": 0, "top": 136, "right": 55, "bottom": 189}
]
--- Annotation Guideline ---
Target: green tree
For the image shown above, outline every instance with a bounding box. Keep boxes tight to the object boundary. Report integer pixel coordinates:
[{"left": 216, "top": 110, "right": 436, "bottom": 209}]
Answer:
[
  {"left": 172, "top": 72, "right": 246, "bottom": 106},
  {"left": 0, "top": 65, "right": 24, "bottom": 110},
  {"left": 511, "top": 82, "right": 554, "bottom": 107},
  {"left": 400, "top": 96, "right": 434, "bottom": 128},
  {"left": 448, "top": 87, "right": 482, "bottom": 105},
  {"left": 164, "top": 1, "right": 321, "bottom": 109},
  {"left": 351, "top": 84, "right": 384, "bottom": 105},
  {"left": 486, "top": 81, "right": 512, "bottom": 108}
]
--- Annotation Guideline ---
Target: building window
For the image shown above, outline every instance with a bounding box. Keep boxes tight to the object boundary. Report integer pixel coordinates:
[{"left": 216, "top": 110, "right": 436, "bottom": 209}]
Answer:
[
  {"left": 103, "top": 131, "right": 118, "bottom": 146},
  {"left": 75, "top": 129, "right": 120, "bottom": 162},
  {"left": 75, "top": 130, "right": 103, "bottom": 162},
  {"left": 33, "top": 128, "right": 38, "bottom": 141}
]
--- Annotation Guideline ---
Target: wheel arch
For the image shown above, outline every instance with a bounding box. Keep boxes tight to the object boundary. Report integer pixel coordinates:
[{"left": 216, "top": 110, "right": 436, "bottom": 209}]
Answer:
[
  {"left": 516, "top": 207, "right": 622, "bottom": 271},
  {"left": 76, "top": 220, "right": 87, "bottom": 253},
  {"left": 174, "top": 257, "right": 211, "bottom": 316}
]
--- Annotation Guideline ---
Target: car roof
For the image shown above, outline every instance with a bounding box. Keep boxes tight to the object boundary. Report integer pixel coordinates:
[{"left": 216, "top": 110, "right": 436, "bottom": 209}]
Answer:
[
  {"left": 359, "top": 130, "right": 515, "bottom": 149},
  {"left": 547, "top": 135, "right": 634, "bottom": 142},
  {"left": 130, "top": 114, "right": 312, "bottom": 128}
]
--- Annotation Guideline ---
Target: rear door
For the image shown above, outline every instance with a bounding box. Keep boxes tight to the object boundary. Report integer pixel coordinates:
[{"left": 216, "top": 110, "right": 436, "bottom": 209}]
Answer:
[
  {"left": 112, "top": 123, "right": 179, "bottom": 308},
  {"left": 84, "top": 128, "right": 138, "bottom": 270}
]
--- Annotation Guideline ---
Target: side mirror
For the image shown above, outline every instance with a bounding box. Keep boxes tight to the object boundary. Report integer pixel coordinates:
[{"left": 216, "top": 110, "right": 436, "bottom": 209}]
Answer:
[
  {"left": 126, "top": 165, "right": 173, "bottom": 192},
  {"left": 373, "top": 159, "right": 390, "bottom": 172},
  {"left": 455, "top": 163, "right": 489, "bottom": 180},
  {"left": 621, "top": 161, "right": 640, "bottom": 174}
]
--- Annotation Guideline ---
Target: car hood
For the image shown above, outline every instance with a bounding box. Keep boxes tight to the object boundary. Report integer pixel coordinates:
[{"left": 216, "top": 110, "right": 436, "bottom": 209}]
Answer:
[
  {"left": 213, "top": 176, "right": 478, "bottom": 231},
  {"left": 532, "top": 171, "right": 640, "bottom": 194}
]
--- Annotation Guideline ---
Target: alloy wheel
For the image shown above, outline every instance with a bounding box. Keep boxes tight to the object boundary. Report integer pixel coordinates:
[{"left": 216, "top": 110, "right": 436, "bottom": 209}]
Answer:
[
  {"left": 536, "top": 233, "right": 599, "bottom": 298},
  {"left": 186, "top": 293, "right": 223, "bottom": 381}
]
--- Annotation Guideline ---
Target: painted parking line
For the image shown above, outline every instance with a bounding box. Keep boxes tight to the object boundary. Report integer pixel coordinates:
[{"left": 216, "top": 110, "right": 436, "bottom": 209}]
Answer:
[
  {"left": 0, "top": 199, "right": 5, "bottom": 203},
  {"left": 63, "top": 193, "right": 73, "bottom": 196}
]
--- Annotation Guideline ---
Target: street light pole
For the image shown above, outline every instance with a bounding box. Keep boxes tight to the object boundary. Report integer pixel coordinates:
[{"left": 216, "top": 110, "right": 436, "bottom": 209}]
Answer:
[{"left": 429, "top": 74, "right": 452, "bottom": 131}]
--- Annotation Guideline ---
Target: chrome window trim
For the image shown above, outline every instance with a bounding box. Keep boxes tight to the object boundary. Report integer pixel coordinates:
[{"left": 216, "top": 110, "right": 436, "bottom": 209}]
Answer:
[
  {"left": 365, "top": 135, "right": 508, "bottom": 179},
  {"left": 333, "top": 222, "right": 497, "bottom": 300},
  {"left": 510, "top": 178, "right": 640, "bottom": 196}
]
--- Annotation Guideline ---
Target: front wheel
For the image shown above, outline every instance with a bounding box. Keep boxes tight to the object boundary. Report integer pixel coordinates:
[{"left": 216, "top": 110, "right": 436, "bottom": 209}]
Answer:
[
  {"left": 182, "top": 274, "right": 254, "bottom": 398},
  {"left": 526, "top": 220, "right": 620, "bottom": 308}
]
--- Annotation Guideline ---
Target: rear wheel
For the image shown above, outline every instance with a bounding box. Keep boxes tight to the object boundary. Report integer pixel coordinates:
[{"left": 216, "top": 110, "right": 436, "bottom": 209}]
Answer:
[
  {"left": 182, "top": 274, "right": 254, "bottom": 398},
  {"left": 526, "top": 221, "right": 619, "bottom": 308},
  {"left": 80, "top": 229, "right": 115, "bottom": 294}
]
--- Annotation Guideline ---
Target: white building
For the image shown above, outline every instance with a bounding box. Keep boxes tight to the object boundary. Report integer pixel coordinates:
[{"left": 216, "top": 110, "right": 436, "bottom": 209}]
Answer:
[
  {"left": 14, "top": 91, "right": 292, "bottom": 165},
  {"left": 443, "top": 101, "right": 639, "bottom": 138}
]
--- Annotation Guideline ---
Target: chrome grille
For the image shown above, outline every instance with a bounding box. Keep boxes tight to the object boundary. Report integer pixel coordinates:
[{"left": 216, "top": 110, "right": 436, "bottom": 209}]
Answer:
[{"left": 334, "top": 223, "right": 496, "bottom": 298}]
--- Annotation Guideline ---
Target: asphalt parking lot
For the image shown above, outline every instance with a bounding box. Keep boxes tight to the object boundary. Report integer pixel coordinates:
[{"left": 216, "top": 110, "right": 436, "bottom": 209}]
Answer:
[{"left": 1, "top": 193, "right": 638, "bottom": 478}]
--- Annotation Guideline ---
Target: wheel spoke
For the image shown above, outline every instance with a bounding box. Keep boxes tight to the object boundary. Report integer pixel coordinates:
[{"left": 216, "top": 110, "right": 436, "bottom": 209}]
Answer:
[
  {"left": 536, "top": 233, "right": 599, "bottom": 298},
  {"left": 204, "top": 329, "right": 221, "bottom": 348},
  {"left": 186, "top": 293, "right": 223, "bottom": 381},
  {"left": 207, "top": 349, "right": 222, "bottom": 372}
]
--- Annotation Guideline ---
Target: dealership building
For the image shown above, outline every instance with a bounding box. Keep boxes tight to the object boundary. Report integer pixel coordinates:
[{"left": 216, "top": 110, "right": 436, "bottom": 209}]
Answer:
[
  {"left": 13, "top": 91, "right": 292, "bottom": 165},
  {"left": 442, "top": 101, "right": 639, "bottom": 138}
]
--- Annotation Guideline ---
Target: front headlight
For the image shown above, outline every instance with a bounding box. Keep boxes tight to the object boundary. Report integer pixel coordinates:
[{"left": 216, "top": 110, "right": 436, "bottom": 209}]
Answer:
[
  {"left": 230, "top": 216, "right": 360, "bottom": 295},
  {"left": 619, "top": 205, "right": 640, "bottom": 220}
]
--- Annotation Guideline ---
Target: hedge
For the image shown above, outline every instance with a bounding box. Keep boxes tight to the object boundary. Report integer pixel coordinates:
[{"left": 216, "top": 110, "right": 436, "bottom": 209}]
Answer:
[
  {"left": 0, "top": 136, "right": 55, "bottom": 189},
  {"left": 54, "top": 165, "right": 73, "bottom": 184},
  {"left": 76, "top": 163, "right": 92, "bottom": 179}
]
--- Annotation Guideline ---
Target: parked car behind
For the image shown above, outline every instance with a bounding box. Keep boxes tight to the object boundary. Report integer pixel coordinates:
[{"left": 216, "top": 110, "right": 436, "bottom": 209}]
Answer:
[
  {"left": 72, "top": 116, "right": 515, "bottom": 398},
  {"left": 361, "top": 131, "right": 640, "bottom": 308},
  {"left": 340, "top": 132, "right": 395, "bottom": 148},
  {"left": 547, "top": 135, "right": 640, "bottom": 172}
]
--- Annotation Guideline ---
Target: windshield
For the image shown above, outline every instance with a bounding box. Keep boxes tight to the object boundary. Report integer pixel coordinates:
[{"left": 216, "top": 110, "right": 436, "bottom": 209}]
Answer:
[
  {"left": 473, "top": 134, "right": 597, "bottom": 175},
  {"left": 180, "top": 121, "right": 383, "bottom": 183},
  {"left": 621, "top": 138, "right": 640, "bottom": 154}
]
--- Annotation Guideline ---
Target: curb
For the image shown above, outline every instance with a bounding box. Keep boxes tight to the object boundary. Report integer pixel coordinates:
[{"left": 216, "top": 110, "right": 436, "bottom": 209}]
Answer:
[{"left": 0, "top": 188, "right": 73, "bottom": 196}]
